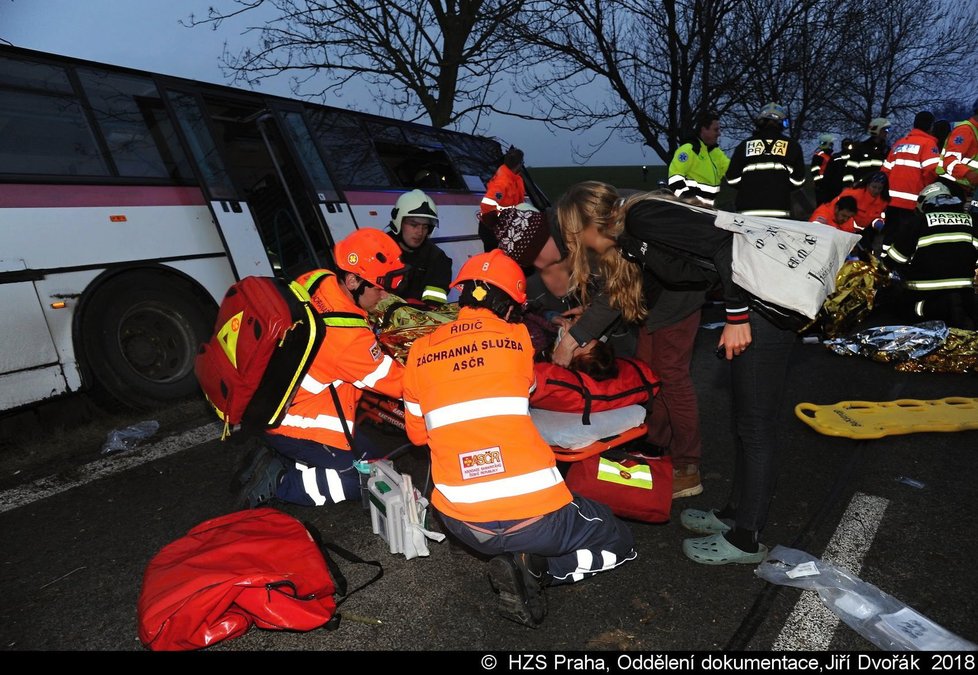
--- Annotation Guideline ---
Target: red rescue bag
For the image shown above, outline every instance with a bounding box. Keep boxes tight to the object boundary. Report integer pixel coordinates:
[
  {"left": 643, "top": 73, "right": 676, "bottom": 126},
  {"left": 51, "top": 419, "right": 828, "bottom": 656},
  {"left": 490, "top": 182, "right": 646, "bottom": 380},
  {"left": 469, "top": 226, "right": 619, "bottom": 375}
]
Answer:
[
  {"left": 194, "top": 276, "right": 324, "bottom": 437},
  {"left": 564, "top": 450, "right": 673, "bottom": 523},
  {"left": 530, "top": 358, "right": 661, "bottom": 424},
  {"left": 137, "top": 508, "right": 379, "bottom": 651}
]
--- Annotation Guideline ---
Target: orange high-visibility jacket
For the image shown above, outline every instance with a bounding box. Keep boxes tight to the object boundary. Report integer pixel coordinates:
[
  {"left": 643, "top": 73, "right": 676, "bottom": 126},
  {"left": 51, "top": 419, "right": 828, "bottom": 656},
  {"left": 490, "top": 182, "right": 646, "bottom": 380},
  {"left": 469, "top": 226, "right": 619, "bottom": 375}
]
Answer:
[
  {"left": 480, "top": 164, "right": 526, "bottom": 215},
  {"left": 882, "top": 128, "right": 941, "bottom": 210},
  {"left": 403, "top": 307, "right": 572, "bottom": 522},
  {"left": 267, "top": 271, "right": 404, "bottom": 449},
  {"left": 809, "top": 200, "right": 859, "bottom": 234},
  {"left": 837, "top": 187, "right": 889, "bottom": 231}
]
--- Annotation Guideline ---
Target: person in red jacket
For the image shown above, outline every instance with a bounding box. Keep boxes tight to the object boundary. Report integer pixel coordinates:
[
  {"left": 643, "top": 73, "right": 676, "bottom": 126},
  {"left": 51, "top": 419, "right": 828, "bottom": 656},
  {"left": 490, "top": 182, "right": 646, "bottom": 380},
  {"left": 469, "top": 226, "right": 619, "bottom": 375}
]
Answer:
[
  {"left": 478, "top": 146, "right": 527, "bottom": 251},
  {"left": 403, "top": 250, "right": 636, "bottom": 628},
  {"left": 837, "top": 171, "right": 891, "bottom": 256},
  {"left": 234, "top": 228, "right": 407, "bottom": 510},
  {"left": 881, "top": 111, "right": 940, "bottom": 248},
  {"left": 809, "top": 194, "right": 859, "bottom": 233}
]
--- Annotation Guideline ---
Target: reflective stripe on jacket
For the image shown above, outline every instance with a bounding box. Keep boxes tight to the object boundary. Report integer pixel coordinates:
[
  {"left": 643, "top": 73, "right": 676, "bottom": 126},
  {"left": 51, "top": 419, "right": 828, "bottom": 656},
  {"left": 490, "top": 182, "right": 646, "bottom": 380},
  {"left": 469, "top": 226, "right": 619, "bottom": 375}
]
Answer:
[
  {"left": 844, "top": 137, "right": 889, "bottom": 187},
  {"left": 810, "top": 149, "right": 831, "bottom": 182},
  {"left": 403, "top": 307, "right": 572, "bottom": 521},
  {"left": 480, "top": 164, "right": 526, "bottom": 214},
  {"left": 724, "top": 131, "right": 807, "bottom": 218},
  {"left": 882, "top": 129, "right": 941, "bottom": 209},
  {"left": 667, "top": 141, "right": 730, "bottom": 206},
  {"left": 267, "top": 270, "right": 404, "bottom": 449},
  {"left": 937, "top": 118, "right": 978, "bottom": 193},
  {"left": 883, "top": 209, "right": 978, "bottom": 292}
]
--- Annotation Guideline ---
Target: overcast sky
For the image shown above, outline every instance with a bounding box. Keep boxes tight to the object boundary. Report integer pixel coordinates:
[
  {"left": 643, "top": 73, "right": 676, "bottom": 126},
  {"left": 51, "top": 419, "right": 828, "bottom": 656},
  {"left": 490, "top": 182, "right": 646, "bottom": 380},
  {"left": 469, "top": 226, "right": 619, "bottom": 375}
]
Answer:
[{"left": 1, "top": 0, "right": 655, "bottom": 168}]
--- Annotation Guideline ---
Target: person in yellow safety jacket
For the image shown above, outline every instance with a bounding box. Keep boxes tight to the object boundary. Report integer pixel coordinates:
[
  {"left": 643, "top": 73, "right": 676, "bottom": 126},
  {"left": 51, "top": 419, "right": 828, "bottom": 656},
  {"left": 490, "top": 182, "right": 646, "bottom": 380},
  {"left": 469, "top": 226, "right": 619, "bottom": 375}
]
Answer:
[
  {"left": 936, "top": 97, "right": 978, "bottom": 202},
  {"left": 667, "top": 110, "right": 730, "bottom": 206},
  {"left": 402, "top": 250, "right": 636, "bottom": 628},
  {"left": 233, "top": 228, "right": 407, "bottom": 510}
]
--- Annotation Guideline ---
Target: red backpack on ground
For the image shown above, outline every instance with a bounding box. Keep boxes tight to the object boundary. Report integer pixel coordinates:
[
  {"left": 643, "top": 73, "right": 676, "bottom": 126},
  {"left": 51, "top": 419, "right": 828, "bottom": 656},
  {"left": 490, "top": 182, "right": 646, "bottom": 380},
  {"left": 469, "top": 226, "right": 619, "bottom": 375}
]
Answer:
[
  {"left": 194, "top": 276, "right": 325, "bottom": 437},
  {"left": 137, "top": 508, "right": 382, "bottom": 651}
]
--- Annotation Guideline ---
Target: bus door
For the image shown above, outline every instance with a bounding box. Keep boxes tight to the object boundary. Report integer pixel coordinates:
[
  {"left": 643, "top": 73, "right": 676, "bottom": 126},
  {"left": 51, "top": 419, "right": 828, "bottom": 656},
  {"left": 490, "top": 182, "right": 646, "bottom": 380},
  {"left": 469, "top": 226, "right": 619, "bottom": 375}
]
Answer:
[
  {"left": 167, "top": 90, "right": 345, "bottom": 279},
  {"left": 165, "top": 89, "right": 276, "bottom": 280},
  {"left": 273, "top": 105, "right": 359, "bottom": 248},
  {"left": 0, "top": 259, "right": 68, "bottom": 409}
]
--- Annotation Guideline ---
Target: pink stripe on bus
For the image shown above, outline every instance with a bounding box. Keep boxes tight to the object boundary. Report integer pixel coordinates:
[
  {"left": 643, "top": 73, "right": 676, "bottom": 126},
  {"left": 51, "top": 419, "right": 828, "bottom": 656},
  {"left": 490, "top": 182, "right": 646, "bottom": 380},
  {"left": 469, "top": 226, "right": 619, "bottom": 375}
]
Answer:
[
  {"left": 343, "top": 190, "right": 481, "bottom": 207},
  {"left": 0, "top": 184, "right": 207, "bottom": 208}
]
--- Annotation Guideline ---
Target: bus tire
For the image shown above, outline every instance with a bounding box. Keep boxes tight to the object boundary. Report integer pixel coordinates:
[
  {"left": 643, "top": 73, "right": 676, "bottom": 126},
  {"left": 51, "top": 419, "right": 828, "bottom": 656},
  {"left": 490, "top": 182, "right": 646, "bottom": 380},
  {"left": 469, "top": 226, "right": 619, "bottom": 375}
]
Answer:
[{"left": 81, "top": 272, "right": 214, "bottom": 410}]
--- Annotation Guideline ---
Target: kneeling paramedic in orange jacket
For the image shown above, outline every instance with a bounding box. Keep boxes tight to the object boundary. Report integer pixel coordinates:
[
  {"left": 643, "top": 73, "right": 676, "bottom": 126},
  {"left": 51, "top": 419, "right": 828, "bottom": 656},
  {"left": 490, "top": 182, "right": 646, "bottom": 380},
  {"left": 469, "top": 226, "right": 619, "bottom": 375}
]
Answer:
[
  {"left": 402, "top": 250, "right": 637, "bottom": 628},
  {"left": 234, "top": 228, "right": 407, "bottom": 509}
]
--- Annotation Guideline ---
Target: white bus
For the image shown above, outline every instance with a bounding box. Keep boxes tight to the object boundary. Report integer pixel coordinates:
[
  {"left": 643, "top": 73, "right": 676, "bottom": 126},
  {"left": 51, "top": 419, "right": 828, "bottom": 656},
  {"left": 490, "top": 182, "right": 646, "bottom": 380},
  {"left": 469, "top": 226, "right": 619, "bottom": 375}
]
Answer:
[{"left": 0, "top": 45, "right": 548, "bottom": 414}]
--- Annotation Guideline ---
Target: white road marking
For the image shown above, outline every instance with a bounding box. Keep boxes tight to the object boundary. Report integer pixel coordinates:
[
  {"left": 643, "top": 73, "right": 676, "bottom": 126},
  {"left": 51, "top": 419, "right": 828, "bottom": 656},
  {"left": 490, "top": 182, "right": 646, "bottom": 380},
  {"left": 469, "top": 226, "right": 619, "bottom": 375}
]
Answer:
[
  {"left": 772, "top": 491, "right": 889, "bottom": 650},
  {"left": 0, "top": 423, "right": 222, "bottom": 514}
]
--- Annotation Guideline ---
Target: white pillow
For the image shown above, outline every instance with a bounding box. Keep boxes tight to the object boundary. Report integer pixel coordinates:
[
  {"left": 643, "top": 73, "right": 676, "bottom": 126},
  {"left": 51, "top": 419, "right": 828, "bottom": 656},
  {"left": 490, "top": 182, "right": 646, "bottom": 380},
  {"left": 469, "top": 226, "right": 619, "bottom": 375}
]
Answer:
[{"left": 530, "top": 405, "right": 647, "bottom": 450}]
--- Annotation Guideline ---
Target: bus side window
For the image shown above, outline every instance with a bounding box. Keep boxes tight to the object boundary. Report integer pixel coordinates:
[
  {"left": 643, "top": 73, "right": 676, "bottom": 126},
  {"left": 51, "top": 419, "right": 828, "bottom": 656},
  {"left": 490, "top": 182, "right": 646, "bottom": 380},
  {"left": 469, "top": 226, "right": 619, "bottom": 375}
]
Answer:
[{"left": 0, "top": 55, "right": 109, "bottom": 177}]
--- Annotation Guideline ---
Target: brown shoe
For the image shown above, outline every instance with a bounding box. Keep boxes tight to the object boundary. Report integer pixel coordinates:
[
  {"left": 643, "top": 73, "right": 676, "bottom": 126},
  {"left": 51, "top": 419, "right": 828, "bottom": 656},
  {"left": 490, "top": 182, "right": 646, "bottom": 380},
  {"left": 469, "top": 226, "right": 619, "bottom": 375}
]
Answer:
[{"left": 672, "top": 465, "right": 703, "bottom": 498}]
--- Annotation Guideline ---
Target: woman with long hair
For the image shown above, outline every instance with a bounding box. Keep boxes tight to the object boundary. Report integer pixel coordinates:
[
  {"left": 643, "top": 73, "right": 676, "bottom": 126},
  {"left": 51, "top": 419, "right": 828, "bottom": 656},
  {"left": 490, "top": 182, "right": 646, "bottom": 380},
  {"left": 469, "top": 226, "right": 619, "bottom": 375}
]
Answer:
[{"left": 555, "top": 181, "right": 797, "bottom": 566}]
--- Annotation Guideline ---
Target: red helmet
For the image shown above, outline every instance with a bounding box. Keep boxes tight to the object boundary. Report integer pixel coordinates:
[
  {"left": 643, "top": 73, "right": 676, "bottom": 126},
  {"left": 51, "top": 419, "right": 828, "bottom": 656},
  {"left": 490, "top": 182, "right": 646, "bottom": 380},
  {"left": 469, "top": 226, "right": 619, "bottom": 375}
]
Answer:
[
  {"left": 451, "top": 249, "right": 526, "bottom": 305},
  {"left": 333, "top": 228, "right": 407, "bottom": 291}
]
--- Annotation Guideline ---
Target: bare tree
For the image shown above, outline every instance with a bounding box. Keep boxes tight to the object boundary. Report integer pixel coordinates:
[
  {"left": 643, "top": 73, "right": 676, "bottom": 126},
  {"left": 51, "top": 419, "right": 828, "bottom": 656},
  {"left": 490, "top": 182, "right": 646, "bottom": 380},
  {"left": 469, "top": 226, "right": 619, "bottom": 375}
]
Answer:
[
  {"left": 183, "top": 0, "right": 526, "bottom": 130},
  {"left": 509, "top": 0, "right": 822, "bottom": 163},
  {"left": 509, "top": 0, "right": 978, "bottom": 161},
  {"left": 185, "top": 0, "right": 978, "bottom": 161},
  {"left": 823, "top": 0, "right": 978, "bottom": 134}
]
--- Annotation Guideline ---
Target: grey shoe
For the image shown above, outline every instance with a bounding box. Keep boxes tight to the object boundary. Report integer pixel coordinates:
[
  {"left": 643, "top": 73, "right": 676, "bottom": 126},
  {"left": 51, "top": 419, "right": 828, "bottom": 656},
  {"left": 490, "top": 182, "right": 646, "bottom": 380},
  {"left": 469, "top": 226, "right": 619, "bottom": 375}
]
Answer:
[
  {"left": 487, "top": 553, "right": 548, "bottom": 628},
  {"left": 232, "top": 445, "right": 286, "bottom": 510},
  {"left": 680, "top": 508, "right": 731, "bottom": 534}
]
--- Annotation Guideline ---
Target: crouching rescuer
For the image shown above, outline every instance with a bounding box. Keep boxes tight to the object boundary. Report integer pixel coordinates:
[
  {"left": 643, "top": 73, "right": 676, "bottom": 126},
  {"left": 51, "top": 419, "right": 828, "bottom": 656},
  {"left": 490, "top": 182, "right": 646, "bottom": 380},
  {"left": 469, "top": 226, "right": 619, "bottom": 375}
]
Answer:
[
  {"left": 402, "top": 250, "right": 637, "bottom": 628},
  {"left": 234, "top": 228, "right": 407, "bottom": 509}
]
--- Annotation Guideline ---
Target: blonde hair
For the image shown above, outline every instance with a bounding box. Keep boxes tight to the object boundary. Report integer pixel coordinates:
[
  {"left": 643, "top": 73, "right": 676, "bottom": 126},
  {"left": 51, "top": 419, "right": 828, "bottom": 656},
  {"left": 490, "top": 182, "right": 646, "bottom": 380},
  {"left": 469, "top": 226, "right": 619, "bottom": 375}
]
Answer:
[{"left": 554, "top": 181, "right": 648, "bottom": 323}]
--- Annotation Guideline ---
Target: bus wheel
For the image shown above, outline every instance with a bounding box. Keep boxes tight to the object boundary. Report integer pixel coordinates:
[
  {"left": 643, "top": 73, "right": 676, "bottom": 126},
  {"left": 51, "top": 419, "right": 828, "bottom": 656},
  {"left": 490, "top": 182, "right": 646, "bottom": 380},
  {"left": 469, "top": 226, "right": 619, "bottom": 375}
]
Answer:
[{"left": 81, "top": 273, "right": 214, "bottom": 410}]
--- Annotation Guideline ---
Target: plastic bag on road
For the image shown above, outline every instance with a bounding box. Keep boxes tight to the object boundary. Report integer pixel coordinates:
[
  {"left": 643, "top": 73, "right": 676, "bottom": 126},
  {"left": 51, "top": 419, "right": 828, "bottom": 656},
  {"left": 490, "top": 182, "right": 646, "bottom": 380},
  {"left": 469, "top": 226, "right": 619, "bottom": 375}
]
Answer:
[
  {"left": 100, "top": 420, "right": 160, "bottom": 455},
  {"left": 756, "top": 545, "right": 976, "bottom": 651}
]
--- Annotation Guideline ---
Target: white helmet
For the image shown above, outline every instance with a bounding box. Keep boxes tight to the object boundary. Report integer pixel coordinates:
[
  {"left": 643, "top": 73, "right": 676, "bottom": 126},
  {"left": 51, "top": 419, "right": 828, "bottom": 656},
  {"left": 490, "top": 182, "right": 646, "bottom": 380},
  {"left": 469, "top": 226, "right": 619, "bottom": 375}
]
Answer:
[
  {"left": 390, "top": 189, "right": 439, "bottom": 235},
  {"left": 917, "top": 181, "right": 961, "bottom": 212}
]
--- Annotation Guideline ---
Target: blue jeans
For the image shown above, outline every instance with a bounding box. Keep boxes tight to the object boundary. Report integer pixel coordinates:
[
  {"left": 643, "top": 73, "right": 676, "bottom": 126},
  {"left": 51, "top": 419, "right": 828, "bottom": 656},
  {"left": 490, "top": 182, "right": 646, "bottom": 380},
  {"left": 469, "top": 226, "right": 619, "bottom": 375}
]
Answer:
[{"left": 724, "top": 311, "right": 796, "bottom": 533}]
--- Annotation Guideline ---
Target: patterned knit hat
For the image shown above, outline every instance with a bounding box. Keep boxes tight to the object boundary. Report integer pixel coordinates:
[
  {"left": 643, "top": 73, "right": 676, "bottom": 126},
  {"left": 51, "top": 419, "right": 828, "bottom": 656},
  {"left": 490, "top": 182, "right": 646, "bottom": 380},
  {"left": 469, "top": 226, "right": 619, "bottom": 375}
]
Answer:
[{"left": 490, "top": 205, "right": 551, "bottom": 268}]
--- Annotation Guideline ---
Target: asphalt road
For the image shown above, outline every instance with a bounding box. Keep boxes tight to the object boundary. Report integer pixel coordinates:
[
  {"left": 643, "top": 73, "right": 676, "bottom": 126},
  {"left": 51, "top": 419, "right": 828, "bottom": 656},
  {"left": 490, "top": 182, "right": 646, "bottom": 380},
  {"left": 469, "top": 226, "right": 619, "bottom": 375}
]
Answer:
[{"left": 1, "top": 303, "right": 977, "bottom": 656}]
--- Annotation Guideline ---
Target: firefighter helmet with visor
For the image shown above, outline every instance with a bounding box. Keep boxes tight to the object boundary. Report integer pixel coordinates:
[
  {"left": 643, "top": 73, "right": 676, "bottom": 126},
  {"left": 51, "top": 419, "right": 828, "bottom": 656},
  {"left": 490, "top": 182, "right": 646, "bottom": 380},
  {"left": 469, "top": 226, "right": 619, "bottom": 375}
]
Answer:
[
  {"left": 333, "top": 228, "right": 407, "bottom": 291},
  {"left": 390, "top": 189, "right": 439, "bottom": 235},
  {"left": 917, "top": 182, "right": 962, "bottom": 212}
]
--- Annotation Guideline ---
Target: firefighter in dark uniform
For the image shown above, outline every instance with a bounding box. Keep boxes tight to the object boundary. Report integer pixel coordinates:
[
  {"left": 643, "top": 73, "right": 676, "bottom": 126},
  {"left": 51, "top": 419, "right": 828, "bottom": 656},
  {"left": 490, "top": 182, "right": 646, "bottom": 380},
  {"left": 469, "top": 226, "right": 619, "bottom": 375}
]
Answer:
[
  {"left": 882, "top": 182, "right": 978, "bottom": 329},
  {"left": 844, "top": 117, "right": 891, "bottom": 188},
  {"left": 724, "top": 102, "right": 807, "bottom": 218},
  {"left": 387, "top": 189, "right": 453, "bottom": 305},
  {"left": 819, "top": 138, "right": 855, "bottom": 205}
]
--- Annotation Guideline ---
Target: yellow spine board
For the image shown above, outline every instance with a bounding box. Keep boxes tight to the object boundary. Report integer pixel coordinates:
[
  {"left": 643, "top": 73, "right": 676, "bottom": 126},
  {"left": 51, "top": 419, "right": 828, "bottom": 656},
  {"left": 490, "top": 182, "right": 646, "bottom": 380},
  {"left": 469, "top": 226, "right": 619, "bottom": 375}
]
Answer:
[{"left": 795, "top": 397, "right": 978, "bottom": 439}]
